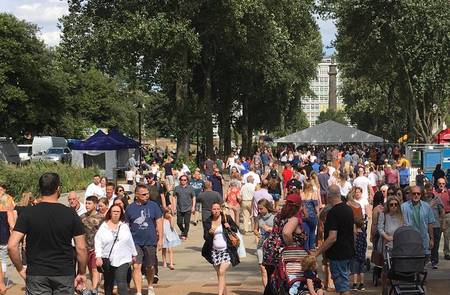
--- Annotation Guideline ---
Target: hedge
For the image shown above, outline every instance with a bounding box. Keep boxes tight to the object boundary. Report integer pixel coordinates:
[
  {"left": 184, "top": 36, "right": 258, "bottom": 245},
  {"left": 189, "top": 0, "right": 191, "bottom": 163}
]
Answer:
[{"left": 0, "top": 162, "right": 99, "bottom": 201}]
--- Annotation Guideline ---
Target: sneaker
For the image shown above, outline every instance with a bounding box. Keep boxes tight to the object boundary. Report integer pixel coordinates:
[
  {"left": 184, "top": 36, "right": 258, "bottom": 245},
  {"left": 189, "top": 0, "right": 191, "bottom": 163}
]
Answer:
[
  {"left": 445, "top": 255, "right": 450, "bottom": 260},
  {"left": 148, "top": 287, "right": 155, "bottom": 295},
  {"left": 358, "top": 283, "right": 366, "bottom": 291},
  {"left": 352, "top": 283, "right": 358, "bottom": 290},
  {"left": 432, "top": 264, "right": 438, "bottom": 269},
  {"left": 153, "top": 274, "right": 159, "bottom": 284}
]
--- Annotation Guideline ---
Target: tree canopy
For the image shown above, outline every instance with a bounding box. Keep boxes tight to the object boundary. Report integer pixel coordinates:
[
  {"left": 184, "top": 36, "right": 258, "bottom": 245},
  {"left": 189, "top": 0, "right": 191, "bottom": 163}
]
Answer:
[
  {"left": 60, "top": 0, "right": 322, "bottom": 155},
  {"left": 319, "top": 0, "right": 450, "bottom": 142}
]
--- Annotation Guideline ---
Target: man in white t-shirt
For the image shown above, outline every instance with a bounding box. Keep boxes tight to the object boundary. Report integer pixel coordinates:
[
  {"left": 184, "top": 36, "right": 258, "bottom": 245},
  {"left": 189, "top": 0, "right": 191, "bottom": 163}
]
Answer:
[
  {"left": 68, "top": 191, "right": 87, "bottom": 216},
  {"left": 353, "top": 168, "right": 373, "bottom": 214},
  {"left": 240, "top": 176, "right": 256, "bottom": 233},
  {"left": 84, "top": 175, "right": 103, "bottom": 201},
  {"left": 243, "top": 166, "right": 261, "bottom": 185}
]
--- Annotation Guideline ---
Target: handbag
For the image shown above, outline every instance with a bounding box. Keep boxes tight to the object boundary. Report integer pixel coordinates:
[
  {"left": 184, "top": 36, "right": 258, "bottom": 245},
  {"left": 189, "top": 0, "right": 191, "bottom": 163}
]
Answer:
[
  {"left": 223, "top": 214, "right": 240, "bottom": 248},
  {"left": 97, "top": 224, "right": 121, "bottom": 273}
]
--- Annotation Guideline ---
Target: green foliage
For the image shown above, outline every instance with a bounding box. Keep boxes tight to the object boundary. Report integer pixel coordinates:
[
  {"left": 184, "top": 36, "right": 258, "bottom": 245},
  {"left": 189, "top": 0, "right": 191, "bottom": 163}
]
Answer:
[
  {"left": 0, "top": 162, "right": 99, "bottom": 201},
  {"left": 0, "top": 13, "right": 148, "bottom": 141},
  {"left": 316, "top": 109, "right": 347, "bottom": 125},
  {"left": 60, "top": 1, "right": 322, "bottom": 155},
  {"left": 319, "top": 0, "right": 450, "bottom": 142},
  {"left": 173, "top": 154, "right": 197, "bottom": 172}
]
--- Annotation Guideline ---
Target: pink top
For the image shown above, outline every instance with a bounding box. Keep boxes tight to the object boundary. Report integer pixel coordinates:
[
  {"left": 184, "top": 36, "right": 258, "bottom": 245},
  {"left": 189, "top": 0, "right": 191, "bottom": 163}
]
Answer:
[{"left": 226, "top": 187, "right": 241, "bottom": 207}]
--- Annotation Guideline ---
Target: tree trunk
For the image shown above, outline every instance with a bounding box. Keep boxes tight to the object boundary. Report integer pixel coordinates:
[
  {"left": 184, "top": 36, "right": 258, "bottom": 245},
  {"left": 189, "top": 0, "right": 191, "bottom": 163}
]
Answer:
[
  {"left": 241, "top": 95, "right": 249, "bottom": 156},
  {"left": 223, "top": 112, "right": 232, "bottom": 156},
  {"left": 175, "top": 50, "right": 190, "bottom": 158},
  {"left": 203, "top": 66, "right": 214, "bottom": 158}
]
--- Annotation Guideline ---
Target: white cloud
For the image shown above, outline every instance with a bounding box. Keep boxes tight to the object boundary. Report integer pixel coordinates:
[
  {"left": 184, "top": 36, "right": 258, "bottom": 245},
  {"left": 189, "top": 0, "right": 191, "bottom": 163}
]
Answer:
[
  {"left": 16, "top": 1, "right": 68, "bottom": 23},
  {"left": 38, "top": 30, "right": 61, "bottom": 47}
]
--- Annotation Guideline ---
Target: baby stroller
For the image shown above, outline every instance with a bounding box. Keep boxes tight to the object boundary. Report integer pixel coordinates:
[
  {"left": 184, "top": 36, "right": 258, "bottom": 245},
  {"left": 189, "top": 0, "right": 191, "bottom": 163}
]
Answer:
[
  {"left": 385, "top": 226, "right": 427, "bottom": 295},
  {"left": 270, "top": 245, "right": 310, "bottom": 295}
]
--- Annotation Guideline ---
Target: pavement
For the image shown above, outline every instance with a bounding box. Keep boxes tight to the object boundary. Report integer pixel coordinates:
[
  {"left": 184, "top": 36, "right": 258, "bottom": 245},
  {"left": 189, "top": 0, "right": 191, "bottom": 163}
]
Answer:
[{"left": 3, "top": 191, "right": 450, "bottom": 294}]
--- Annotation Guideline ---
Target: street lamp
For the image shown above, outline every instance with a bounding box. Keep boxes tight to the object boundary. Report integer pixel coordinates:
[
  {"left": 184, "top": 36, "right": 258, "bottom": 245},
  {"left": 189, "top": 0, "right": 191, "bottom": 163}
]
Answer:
[{"left": 137, "top": 102, "right": 143, "bottom": 174}]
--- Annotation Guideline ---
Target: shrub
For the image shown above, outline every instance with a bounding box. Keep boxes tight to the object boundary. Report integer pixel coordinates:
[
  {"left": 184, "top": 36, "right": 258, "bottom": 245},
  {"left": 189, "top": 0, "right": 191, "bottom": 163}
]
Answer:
[{"left": 0, "top": 162, "right": 99, "bottom": 201}]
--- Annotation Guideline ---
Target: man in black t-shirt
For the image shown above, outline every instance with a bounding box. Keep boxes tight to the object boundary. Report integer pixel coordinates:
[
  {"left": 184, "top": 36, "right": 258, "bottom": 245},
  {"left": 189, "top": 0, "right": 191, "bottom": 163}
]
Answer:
[
  {"left": 316, "top": 184, "right": 354, "bottom": 295},
  {"left": 8, "top": 173, "right": 87, "bottom": 294}
]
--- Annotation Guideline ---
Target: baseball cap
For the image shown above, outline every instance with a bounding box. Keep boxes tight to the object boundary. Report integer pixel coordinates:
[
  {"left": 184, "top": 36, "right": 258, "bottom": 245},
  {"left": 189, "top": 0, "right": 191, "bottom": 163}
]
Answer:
[{"left": 286, "top": 193, "right": 301, "bottom": 204}]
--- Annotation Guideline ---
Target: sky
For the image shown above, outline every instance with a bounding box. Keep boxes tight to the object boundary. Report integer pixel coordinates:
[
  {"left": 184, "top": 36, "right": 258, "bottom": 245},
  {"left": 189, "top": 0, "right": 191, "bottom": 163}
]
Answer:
[{"left": 0, "top": 0, "right": 337, "bottom": 56}]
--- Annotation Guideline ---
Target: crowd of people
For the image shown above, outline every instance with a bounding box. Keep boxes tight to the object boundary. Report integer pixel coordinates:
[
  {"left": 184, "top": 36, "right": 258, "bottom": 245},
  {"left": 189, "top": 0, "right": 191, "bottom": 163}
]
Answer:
[{"left": 0, "top": 143, "right": 449, "bottom": 295}]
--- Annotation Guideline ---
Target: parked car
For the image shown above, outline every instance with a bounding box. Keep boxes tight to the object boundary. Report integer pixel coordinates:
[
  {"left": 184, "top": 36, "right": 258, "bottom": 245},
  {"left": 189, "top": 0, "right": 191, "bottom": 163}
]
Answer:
[
  {"left": 32, "top": 136, "right": 67, "bottom": 157},
  {"left": 0, "top": 138, "right": 21, "bottom": 165},
  {"left": 43, "top": 147, "right": 72, "bottom": 163},
  {"left": 18, "top": 144, "right": 32, "bottom": 163}
]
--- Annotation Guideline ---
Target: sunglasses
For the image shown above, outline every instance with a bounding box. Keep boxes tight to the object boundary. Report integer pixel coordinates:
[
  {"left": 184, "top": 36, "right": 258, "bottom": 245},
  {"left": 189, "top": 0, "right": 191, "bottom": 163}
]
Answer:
[
  {"left": 411, "top": 192, "right": 421, "bottom": 196},
  {"left": 389, "top": 203, "right": 399, "bottom": 207},
  {"left": 180, "top": 179, "right": 188, "bottom": 182},
  {"left": 438, "top": 183, "right": 446, "bottom": 186}
]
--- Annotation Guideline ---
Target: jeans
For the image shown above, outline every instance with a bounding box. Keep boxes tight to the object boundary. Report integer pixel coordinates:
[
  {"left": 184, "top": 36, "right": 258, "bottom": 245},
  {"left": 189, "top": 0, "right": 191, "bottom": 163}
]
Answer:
[
  {"left": 26, "top": 275, "right": 74, "bottom": 295},
  {"left": 104, "top": 263, "right": 129, "bottom": 295},
  {"left": 431, "top": 227, "right": 442, "bottom": 265},
  {"left": 303, "top": 218, "right": 318, "bottom": 251},
  {"left": 330, "top": 259, "right": 351, "bottom": 293},
  {"left": 177, "top": 211, "right": 191, "bottom": 237}
]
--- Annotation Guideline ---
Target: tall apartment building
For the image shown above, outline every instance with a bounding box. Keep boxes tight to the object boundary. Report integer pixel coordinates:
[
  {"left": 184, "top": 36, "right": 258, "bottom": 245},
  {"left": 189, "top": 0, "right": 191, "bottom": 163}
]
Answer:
[{"left": 302, "top": 57, "right": 343, "bottom": 126}]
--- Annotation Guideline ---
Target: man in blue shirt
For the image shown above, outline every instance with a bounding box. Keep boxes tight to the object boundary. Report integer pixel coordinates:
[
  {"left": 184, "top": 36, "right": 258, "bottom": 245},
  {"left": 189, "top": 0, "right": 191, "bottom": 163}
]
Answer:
[
  {"left": 401, "top": 186, "right": 435, "bottom": 256},
  {"left": 125, "top": 184, "right": 163, "bottom": 295},
  {"left": 189, "top": 170, "right": 205, "bottom": 226}
]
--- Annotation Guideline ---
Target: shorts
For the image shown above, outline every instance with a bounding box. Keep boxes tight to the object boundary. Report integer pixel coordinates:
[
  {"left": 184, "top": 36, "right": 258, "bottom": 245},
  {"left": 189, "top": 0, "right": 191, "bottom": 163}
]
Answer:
[
  {"left": 350, "top": 259, "right": 365, "bottom": 274},
  {"left": 87, "top": 250, "right": 97, "bottom": 273},
  {"left": 165, "top": 175, "right": 175, "bottom": 186},
  {"left": 270, "top": 193, "right": 281, "bottom": 202},
  {"left": 135, "top": 245, "right": 157, "bottom": 268},
  {"left": 330, "top": 259, "right": 351, "bottom": 293}
]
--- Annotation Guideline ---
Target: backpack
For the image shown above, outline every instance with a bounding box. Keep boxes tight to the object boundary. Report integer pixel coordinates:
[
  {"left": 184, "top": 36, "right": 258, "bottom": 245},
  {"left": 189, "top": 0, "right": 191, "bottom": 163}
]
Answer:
[{"left": 262, "top": 217, "right": 286, "bottom": 266}]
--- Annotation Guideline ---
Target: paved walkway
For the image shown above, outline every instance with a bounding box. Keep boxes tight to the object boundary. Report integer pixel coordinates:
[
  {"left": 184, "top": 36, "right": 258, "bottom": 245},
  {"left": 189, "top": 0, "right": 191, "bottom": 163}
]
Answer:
[{"left": 3, "top": 191, "right": 450, "bottom": 294}]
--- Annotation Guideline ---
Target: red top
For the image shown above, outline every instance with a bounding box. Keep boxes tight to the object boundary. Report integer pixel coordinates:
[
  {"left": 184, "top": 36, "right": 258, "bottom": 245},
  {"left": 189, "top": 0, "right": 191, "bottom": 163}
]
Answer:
[
  {"left": 436, "top": 189, "right": 450, "bottom": 214},
  {"left": 282, "top": 168, "right": 294, "bottom": 187}
]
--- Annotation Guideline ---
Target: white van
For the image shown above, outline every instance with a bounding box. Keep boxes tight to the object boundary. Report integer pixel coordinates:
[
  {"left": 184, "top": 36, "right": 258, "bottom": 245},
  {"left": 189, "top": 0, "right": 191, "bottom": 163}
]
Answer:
[
  {"left": 32, "top": 136, "right": 67, "bottom": 157},
  {"left": 18, "top": 144, "right": 32, "bottom": 163}
]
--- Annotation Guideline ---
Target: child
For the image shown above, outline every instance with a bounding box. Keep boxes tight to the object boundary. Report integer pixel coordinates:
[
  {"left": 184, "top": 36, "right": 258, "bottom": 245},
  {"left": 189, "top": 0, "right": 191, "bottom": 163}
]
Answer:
[
  {"left": 352, "top": 217, "right": 368, "bottom": 291},
  {"left": 162, "top": 208, "right": 181, "bottom": 270},
  {"left": 298, "top": 255, "right": 323, "bottom": 295}
]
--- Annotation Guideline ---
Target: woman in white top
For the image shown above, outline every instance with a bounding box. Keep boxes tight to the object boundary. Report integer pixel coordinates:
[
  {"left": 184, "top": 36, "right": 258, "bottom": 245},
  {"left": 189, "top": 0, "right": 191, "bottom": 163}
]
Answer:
[
  {"left": 338, "top": 172, "right": 352, "bottom": 198},
  {"left": 202, "top": 203, "right": 240, "bottom": 295},
  {"left": 95, "top": 205, "right": 137, "bottom": 295}
]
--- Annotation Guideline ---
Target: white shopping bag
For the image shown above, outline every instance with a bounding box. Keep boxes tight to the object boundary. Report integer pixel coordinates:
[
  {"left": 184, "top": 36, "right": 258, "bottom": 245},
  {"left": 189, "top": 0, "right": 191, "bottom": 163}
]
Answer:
[{"left": 236, "top": 231, "right": 247, "bottom": 258}]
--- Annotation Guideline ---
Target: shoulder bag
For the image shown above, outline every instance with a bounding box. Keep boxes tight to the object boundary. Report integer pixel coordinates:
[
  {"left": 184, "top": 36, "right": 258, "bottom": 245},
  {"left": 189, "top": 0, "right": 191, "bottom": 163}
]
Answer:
[
  {"left": 223, "top": 214, "right": 240, "bottom": 248},
  {"left": 97, "top": 224, "right": 121, "bottom": 273}
]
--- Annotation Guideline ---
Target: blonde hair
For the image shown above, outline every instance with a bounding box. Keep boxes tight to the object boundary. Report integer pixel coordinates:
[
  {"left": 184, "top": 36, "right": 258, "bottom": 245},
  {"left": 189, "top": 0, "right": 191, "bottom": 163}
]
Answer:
[
  {"left": 301, "top": 255, "right": 317, "bottom": 272},
  {"left": 303, "top": 181, "right": 314, "bottom": 199},
  {"left": 19, "top": 192, "right": 35, "bottom": 206}
]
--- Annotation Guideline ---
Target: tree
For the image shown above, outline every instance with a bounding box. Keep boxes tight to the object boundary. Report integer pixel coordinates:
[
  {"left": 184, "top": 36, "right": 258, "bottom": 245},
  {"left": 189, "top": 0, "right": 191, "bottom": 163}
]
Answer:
[
  {"left": 0, "top": 13, "right": 58, "bottom": 140},
  {"left": 319, "top": 0, "right": 450, "bottom": 142},
  {"left": 316, "top": 109, "right": 347, "bottom": 125}
]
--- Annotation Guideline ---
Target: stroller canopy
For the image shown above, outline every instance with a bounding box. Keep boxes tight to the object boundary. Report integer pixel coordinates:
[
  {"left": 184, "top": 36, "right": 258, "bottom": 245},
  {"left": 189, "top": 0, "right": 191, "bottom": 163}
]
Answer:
[{"left": 392, "top": 226, "right": 424, "bottom": 257}]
